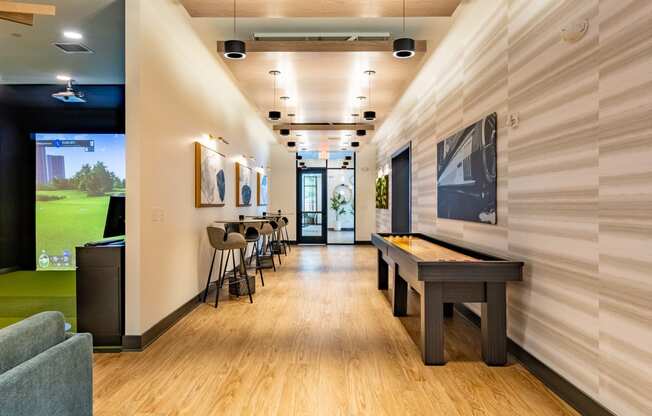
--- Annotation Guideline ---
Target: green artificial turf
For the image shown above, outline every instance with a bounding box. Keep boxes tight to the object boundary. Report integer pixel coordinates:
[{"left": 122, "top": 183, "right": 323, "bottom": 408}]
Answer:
[
  {"left": 0, "top": 270, "right": 76, "bottom": 331},
  {"left": 36, "top": 190, "right": 109, "bottom": 270}
]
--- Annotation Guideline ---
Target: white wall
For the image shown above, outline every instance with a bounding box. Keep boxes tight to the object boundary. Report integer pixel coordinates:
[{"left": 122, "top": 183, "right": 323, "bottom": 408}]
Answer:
[
  {"left": 355, "top": 145, "right": 376, "bottom": 241},
  {"left": 268, "top": 145, "right": 297, "bottom": 240},
  {"left": 125, "top": 0, "right": 276, "bottom": 335}
]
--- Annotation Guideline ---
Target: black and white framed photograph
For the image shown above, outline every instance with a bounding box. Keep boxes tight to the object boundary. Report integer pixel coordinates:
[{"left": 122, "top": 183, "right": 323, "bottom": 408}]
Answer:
[{"left": 436, "top": 113, "right": 497, "bottom": 224}]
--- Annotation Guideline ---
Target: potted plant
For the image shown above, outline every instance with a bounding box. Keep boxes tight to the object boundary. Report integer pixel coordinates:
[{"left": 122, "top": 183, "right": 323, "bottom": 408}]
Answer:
[{"left": 330, "top": 193, "right": 349, "bottom": 231}]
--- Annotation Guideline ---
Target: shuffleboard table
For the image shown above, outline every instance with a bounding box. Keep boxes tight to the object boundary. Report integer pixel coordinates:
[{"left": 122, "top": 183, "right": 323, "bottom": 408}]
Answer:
[{"left": 371, "top": 233, "right": 523, "bottom": 366}]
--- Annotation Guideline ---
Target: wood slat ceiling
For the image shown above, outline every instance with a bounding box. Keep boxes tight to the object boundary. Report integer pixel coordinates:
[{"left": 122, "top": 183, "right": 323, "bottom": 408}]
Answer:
[
  {"left": 219, "top": 50, "right": 427, "bottom": 149},
  {"left": 181, "top": 0, "right": 460, "bottom": 18}
]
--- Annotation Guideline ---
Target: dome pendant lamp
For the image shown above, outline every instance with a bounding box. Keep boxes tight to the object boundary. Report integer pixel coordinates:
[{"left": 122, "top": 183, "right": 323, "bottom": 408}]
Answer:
[
  {"left": 393, "top": 0, "right": 415, "bottom": 59},
  {"left": 223, "top": 0, "right": 246, "bottom": 60},
  {"left": 363, "top": 70, "right": 376, "bottom": 121},
  {"left": 268, "top": 70, "right": 281, "bottom": 121}
]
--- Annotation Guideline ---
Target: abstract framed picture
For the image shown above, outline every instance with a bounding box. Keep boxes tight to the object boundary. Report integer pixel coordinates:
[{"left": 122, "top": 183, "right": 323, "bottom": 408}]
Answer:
[
  {"left": 257, "top": 172, "right": 268, "bottom": 206},
  {"left": 436, "top": 112, "right": 497, "bottom": 224},
  {"left": 194, "top": 142, "right": 226, "bottom": 208},
  {"left": 235, "top": 163, "right": 253, "bottom": 207},
  {"left": 375, "top": 175, "right": 389, "bottom": 209}
]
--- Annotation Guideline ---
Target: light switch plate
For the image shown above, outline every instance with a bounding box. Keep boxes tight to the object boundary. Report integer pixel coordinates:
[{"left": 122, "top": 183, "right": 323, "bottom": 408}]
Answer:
[{"left": 152, "top": 207, "right": 165, "bottom": 223}]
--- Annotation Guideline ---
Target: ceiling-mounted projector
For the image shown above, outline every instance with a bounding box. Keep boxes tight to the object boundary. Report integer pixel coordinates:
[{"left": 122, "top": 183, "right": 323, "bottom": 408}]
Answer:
[{"left": 52, "top": 80, "right": 86, "bottom": 103}]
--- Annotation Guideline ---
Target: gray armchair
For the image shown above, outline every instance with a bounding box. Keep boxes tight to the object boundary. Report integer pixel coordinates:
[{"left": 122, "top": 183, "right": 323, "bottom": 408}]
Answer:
[{"left": 0, "top": 311, "right": 93, "bottom": 416}]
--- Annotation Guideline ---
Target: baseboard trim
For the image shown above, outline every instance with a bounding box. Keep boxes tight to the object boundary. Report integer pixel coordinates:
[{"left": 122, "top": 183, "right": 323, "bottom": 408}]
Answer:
[
  {"left": 121, "top": 292, "right": 201, "bottom": 352},
  {"left": 454, "top": 304, "right": 615, "bottom": 416},
  {"left": 354, "top": 240, "right": 372, "bottom": 245}
]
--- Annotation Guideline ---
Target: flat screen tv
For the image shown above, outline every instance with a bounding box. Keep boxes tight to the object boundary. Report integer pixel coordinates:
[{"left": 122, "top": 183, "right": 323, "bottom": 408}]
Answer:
[
  {"left": 35, "top": 133, "right": 125, "bottom": 270},
  {"left": 436, "top": 113, "right": 497, "bottom": 224}
]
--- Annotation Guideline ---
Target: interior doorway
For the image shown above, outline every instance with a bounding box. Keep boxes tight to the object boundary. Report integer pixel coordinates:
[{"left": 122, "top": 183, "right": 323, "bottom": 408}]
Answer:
[
  {"left": 296, "top": 167, "right": 327, "bottom": 244},
  {"left": 296, "top": 151, "right": 355, "bottom": 244},
  {"left": 391, "top": 144, "right": 411, "bottom": 233}
]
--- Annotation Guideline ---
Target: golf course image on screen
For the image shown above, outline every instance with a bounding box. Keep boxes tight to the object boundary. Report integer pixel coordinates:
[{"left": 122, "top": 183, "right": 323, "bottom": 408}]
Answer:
[{"left": 35, "top": 133, "right": 125, "bottom": 270}]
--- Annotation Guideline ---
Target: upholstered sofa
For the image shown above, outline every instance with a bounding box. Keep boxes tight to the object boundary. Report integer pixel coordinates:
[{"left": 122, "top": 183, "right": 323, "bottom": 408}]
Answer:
[{"left": 0, "top": 311, "right": 93, "bottom": 416}]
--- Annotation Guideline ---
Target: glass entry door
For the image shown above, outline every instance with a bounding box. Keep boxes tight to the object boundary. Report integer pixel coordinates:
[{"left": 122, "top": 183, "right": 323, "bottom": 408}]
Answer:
[{"left": 297, "top": 168, "right": 327, "bottom": 244}]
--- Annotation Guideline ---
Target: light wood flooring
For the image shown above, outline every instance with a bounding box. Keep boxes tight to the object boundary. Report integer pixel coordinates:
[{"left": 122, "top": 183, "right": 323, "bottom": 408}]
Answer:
[{"left": 93, "top": 245, "right": 578, "bottom": 415}]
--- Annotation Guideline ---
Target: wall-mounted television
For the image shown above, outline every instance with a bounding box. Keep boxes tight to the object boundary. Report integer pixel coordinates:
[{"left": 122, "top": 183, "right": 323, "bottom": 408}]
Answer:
[
  {"left": 35, "top": 133, "right": 125, "bottom": 270},
  {"left": 436, "top": 113, "right": 497, "bottom": 224}
]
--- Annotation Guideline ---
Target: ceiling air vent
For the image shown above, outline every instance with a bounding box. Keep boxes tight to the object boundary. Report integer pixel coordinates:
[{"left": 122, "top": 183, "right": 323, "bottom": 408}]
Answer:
[{"left": 53, "top": 42, "right": 94, "bottom": 54}]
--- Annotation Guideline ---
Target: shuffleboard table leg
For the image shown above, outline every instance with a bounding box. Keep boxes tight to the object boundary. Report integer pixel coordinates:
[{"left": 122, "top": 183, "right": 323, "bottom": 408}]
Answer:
[
  {"left": 443, "top": 303, "right": 454, "bottom": 318},
  {"left": 482, "top": 282, "right": 507, "bottom": 366},
  {"left": 421, "top": 281, "right": 445, "bottom": 365},
  {"left": 392, "top": 264, "right": 408, "bottom": 316},
  {"left": 377, "top": 250, "right": 388, "bottom": 290}
]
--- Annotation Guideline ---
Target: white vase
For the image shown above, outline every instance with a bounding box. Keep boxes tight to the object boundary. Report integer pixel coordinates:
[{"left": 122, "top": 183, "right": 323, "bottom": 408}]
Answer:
[{"left": 334, "top": 218, "right": 342, "bottom": 231}]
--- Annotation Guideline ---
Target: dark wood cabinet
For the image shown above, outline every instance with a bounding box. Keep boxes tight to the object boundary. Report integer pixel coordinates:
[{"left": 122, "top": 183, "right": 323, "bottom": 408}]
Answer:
[{"left": 76, "top": 242, "right": 125, "bottom": 347}]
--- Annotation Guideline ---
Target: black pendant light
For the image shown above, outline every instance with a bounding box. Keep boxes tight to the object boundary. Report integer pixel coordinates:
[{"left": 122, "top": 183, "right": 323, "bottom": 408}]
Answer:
[
  {"left": 355, "top": 96, "right": 367, "bottom": 137},
  {"left": 268, "top": 70, "right": 281, "bottom": 120},
  {"left": 223, "top": 0, "right": 246, "bottom": 60},
  {"left": 393, "top": 0, "right": 415, "bottom": 59},
  {"left": 363, "top": 70, "right": 376, "bottom": 121}
]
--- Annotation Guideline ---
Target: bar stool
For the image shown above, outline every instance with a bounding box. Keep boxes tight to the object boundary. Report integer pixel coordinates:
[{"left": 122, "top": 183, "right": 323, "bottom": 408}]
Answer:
[
  {"left": 259, "top": 222, "right": 276, "bottom": 272},
  {"left": 276, "top": 218, "right": 288, "bottom": 257},
  {"left": 202, "top": 226, "right": 253, "bottom": 308},
  {"left": 269, "top": 219, "right": 284, "bottom": 264},
  {"left": 244, "top": 224, "right": 264, "bottom": 286},
  {"left": 281, "top": 216, "right": 291, "bottom": 253}
]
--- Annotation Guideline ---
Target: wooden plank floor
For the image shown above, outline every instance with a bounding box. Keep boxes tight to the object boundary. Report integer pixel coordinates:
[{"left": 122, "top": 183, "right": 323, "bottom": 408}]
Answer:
[{"left": 93, "top": 245, "right": 577, "bottom": 415}]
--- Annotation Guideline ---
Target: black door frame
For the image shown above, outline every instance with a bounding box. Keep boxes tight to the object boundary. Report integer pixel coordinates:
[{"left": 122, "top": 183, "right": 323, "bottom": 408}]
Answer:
[
  {"left": 296, "top": 167, "right": 328, "bottom": 244},
  {"left": 391, "top": 142, "right": 411, "bottom": 233}
]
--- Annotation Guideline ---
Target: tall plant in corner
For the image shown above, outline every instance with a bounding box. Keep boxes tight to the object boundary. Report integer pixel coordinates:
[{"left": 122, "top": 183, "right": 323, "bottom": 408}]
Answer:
[{"left": 330, "top": 193, "right": 349, "bottom": 231}]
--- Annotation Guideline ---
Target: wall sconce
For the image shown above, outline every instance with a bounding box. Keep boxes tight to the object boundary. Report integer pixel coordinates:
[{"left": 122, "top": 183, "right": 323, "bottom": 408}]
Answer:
[{"left": 203, "top": 133, "right": 229, "bottom": 145}]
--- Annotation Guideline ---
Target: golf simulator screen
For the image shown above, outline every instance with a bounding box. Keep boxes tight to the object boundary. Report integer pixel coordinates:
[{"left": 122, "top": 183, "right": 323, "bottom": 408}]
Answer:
[{"left": 35, "top": 133, "right": 125, "bottom": 270}]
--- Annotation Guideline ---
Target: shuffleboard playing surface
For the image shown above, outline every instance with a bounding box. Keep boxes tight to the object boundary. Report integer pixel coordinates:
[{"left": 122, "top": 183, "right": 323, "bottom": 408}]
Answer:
[{"left": 383, "top": 235, "right": 476, "bottom": 262}]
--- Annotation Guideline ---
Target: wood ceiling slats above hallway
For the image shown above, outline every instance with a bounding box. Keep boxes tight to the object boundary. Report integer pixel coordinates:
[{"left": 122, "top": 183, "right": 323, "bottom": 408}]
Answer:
[{"left": 181, "top": 0, "right": 460, "bottom": 18}]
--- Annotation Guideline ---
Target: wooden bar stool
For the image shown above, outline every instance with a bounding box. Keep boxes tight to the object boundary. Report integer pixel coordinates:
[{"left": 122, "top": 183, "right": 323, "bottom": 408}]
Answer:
[{"left": 202, "top": 226, "right": 253, "bottom": 308}]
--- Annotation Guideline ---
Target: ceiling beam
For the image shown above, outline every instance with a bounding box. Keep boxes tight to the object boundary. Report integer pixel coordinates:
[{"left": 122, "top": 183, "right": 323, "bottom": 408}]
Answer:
[
  {"left": 218, "top": 40, "right": 427, "bottom": 53},
  {"left": 0, "top": 1, "right": 56, "bottom": 26},
  {"left": 182, "top": 0, "right": 460, "bottom": 18},
  {"left": 273, "top": 124, "right": 375, "bottom": 131}
]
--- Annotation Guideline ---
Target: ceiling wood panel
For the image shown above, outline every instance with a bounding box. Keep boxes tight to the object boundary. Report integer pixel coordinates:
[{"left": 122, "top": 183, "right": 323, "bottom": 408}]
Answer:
[
  {"left": 217, "top": 40, "right": 427, "bottom": 53},
  {"left": 0, "top": 11, "right": 34, "bottom": 25},
  {"left": 181, "top": 0, "right": 460, "bottom": 18},
  {"left": 0, "top": 1, "right": 55, "bottom": 26},
  {"left": 0, "top": 1, "right": 56, "bottom": 15}
]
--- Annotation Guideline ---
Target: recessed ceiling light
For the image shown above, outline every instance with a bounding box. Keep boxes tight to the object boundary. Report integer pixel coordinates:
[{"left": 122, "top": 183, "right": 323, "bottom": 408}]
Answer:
[
  {"left": 63, "top": 31, "right": 83, "bottom": 40},
  {"left": 56, "top": 74, "right": 72, "bottom": 81}
]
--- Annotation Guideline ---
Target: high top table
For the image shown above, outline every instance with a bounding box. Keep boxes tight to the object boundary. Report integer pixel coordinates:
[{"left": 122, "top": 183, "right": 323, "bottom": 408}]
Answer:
[{"left": 372, "top": 233, "right": 523, "bottom": 366}]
